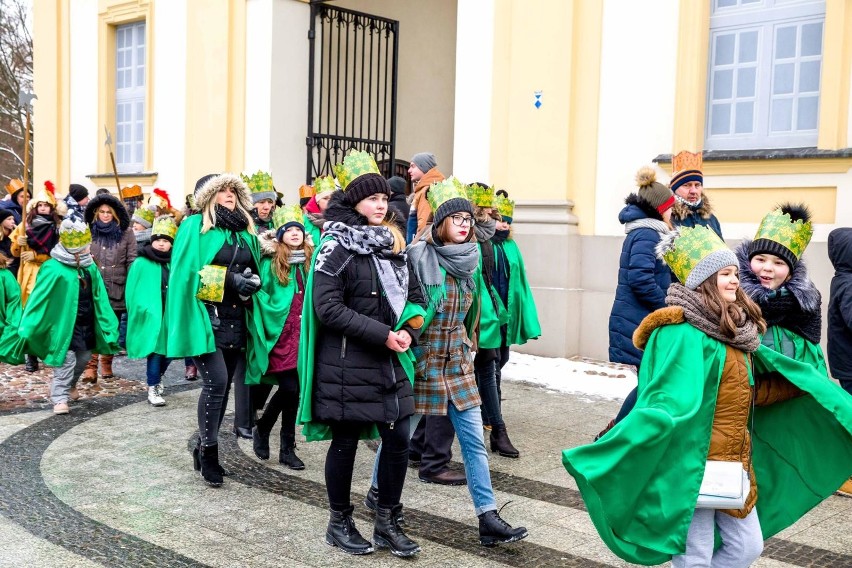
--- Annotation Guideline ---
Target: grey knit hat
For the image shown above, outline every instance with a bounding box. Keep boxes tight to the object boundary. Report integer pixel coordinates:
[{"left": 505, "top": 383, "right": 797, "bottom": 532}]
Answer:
[
  {"left": 411, "top": 152, "right": 437, "bottom": 174},
  {"left": 636, "top": 166, "right": 675, "bottom": 214},
  {"left": 433, "top": 197, "right": 474, "bottom": 229}
]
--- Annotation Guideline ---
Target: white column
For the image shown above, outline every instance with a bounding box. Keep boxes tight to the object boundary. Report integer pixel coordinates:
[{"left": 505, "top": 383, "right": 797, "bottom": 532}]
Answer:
[
  {"left": 244, "top": 0, "right": 274, "bottom": 175},
  {"left": 69, "top": 0, "right": 99, "bottom": 192}
]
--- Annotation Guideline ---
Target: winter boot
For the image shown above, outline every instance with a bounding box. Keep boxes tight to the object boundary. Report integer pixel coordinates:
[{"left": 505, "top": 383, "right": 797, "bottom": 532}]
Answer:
[
  {"left": 594, "top": 419, "right": 616, "bottom": 442},
  {"left": 836, "top": 477, "right": 852, "bottom": 498},
  {"left": 478, "top": 509, "right": 528, "bottom": 546},
  {"left": 252, "top": 425, "right": 271, "bottom": 460},
  {"left": 364, "top": 487, "right": 405, "bottom": 525},
  {"left": 325, "top": 506, "right": 373, "bottom": 555},
  {"left": 490, "top": 424, "right": 520, "bottom": 458},
  {"left": 147, "top": 385, "right": 166, "bottom": 407},
  {"left": 199, "top": 443, "right": 223, "bottom": 487},
  {"left": 81, "top": 355, "right": 98, "bottom": 383},
  {"left": 373, "top": 505, "right": 420, "bottom": 557},
  {"left": 25, "top": 354, "right": 39, "bottom": 373},
  {"left": 279, "top": 445, "right": 305, "bottom": 470},
  {"left": 99, "top": 354, "right": 115, "bottom": 380}
]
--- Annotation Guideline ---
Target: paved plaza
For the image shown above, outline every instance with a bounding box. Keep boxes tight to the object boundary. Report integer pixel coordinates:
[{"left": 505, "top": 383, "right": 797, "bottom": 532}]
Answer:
[{"left": 0, "top": 355, "right": 850, "bottom": 567}]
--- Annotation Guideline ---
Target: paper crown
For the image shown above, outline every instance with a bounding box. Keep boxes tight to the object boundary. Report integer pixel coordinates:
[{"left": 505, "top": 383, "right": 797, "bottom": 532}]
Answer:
[
  {"left": 495, "top": 194, "right": 515, "bottom": 220},
  {"left": 657, "top": 225, "right": 737, "bottom": 289},
  {"left": 299, "top": 184, "right": 316, "bottom": 199},
  {"left": 152, "top": 215, "right": 178, "bottom": 240},
  {"left": 334, "top": 150, "right": 380, "bottom": 190},
  {"left": 753, "top": 205, "right": 813, "bottom": 263},
  {"left": 58, "top": 218, "right": 92, "bottom": 251},
  {"left": 467, "top": 183, "right": 495, "bottom": 208},
  {"left": 672, "top": 150, "right": 703, "bottom": 174},
  {"left": 272, "top": 204, "right": 305, "bottom": 229},
  {"left": 313, "top": 175, "right": 338, "bottom": 195},
  {"left": 148, "top": 188, "right": 172, "bottom": 210},
  {"left": 426, "top": 177, "right": 467, "bottom": 212},
  {"left": 122, "top": 185, "right": 143, "bottom": 199},
  {"left": 133, "top": 206, "right": 156, "bottom": 226},
  {"left": 241, "top": 171, "right": 274, "bottom": 195},
  {"left": 5, "top": 178, "right": 24, "bottom": 195},
  {"left": 27, "top": 180, "right": 58, "bottom": 212}
]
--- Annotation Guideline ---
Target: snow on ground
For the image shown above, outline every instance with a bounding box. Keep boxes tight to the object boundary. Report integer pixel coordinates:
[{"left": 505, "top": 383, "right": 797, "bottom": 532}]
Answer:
[{"left": 501, "top": 351, "right": 637, "bottom": 401}]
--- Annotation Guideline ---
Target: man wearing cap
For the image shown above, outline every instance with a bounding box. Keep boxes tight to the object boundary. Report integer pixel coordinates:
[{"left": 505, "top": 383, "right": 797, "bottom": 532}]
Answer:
[
  {"left": 65, "top": 183, "right": 90, "bottom": 223},
  {"left": 668, "top": 151, "right": 723, "bottom": 239},
  {"left": 408, "top": 152, "right": 445, "bottom": 236},
  {"left": 0, "top": 179, "right": 28, "bottom": 224}
]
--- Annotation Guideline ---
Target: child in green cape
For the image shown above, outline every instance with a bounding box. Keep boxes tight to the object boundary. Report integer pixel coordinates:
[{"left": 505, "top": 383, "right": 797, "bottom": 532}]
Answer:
[{"left": 0, "top": 252, "right": 23, "bottom": 364}]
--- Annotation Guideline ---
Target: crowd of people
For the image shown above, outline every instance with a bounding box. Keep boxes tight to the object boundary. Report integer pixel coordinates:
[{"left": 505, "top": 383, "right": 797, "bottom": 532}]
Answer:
[{"left": 0, "top": 150, "right": 541, "bottom": 557}]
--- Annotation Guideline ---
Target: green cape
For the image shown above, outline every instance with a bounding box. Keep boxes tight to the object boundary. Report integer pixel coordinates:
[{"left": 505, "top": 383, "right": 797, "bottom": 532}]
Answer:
[
  {"left": 125, "top": 256, "right": 168, "bottom": 359},
  {"left": 0, "top": 269, "right": 23, "bottom": 364},
  {"left": 562, "top": 322, "right": 852, "bottom": 566},
  {"left": 762, "top": 324, "right": 827, "bottom": 374},
  {"left": 475, "top": 243, "right": 509, "bottom": 350},
  {"left": 13, "top": 260, "right": 119, "bottom": 366},
  {"left": 296, "top": 237, "right": 426, "bottom": 442},
  {"left": 494, "top": 239, "right": 541, "bottom": 346}
]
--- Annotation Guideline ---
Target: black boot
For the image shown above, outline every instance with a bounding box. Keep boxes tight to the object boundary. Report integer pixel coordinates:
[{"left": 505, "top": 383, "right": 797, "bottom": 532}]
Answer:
[
  {"left": 25, "top": 354, "right": 39, "bottom": 373},
  {"left": 252, "top": 425, "right": 270, "bottom": 460},
  {"left": 193, "top": 439, "right": 231, "bottom": 476},
  {"left": 478, "top": 509, "right": 528, "bottom": 546},
  {"left": 490, "top": 424, "right": 520, "bottom": 458},
  {"left": 364, "top": 487, "right": 405, "bottom": 525},
  {"left": 374, "top": 505, "right": 420, "bottom": 557},
  {"left": 279, "top": 445, "right": 305, "bottom": 470},
  {"left": 325, "top": 506, "right": 373, "bottom": 555},
  {"left": 199, "top": 444, "right": 223, "bottom": 487}
]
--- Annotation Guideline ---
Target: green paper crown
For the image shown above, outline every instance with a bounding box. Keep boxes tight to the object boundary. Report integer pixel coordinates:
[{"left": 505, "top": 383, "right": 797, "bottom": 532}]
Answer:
[
  {"left": 467, "top": 183, "right": 495, "bottom": 208},
  {"left": 152, "top": 215, "right": 178, "bottom": 240},
  {"left": 197, "top": 265, "right": 227, "bottom": 303},
  {"left": 495, "top": 194, "right": 515, "bottom": 219},
  {"left": 59, "top": 222, "right": 92, "bottom": 250},
  {"left": 426, "top": 176, "right": 467, "bottom": 212},
  {"left": 334, "top": 150, "right": 380, "bottom": 190},
  {"left": 660, "top": 226, "right": 728, "bottom": 287},
  {"left": 754, "top": 207, "right": 813, "bottom": 262},
  {"left": 240, "top": 171, "right": 274, "bottom": 195},
  {"left": 133, "top": 207, "right": 155, "bottom": 225},
  {"left": 272, "top": 204, "right": 304, "bottom": 229},
  {"left": 313, "top": 175, "right": 338, "bottom": 195}
]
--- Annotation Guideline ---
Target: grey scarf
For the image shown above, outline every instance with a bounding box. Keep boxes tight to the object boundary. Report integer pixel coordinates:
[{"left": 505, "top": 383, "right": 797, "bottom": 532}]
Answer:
[
  {"left": 135, "top": 228, "right": 152, "bottom": 244},
  {"left": 407, "top": 229, "right": 479, "bottom": 312},
  {"left": 625, "top": 218, "right": 669, "bottom": 236},
  {"left": 474, "top": 217, "right": 497, "bottom": 242},
  {"left": 666, "top": 283, "right": 760, "bottom": 352},
  {"left": 50, "top": 243, "right": 94, "bottom": 268},
  {"left": 289, "top": 249, "right": 307, "bottom": 266}
]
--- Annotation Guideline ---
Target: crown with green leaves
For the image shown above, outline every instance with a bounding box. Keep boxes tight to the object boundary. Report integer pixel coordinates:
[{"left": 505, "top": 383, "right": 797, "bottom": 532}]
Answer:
[
  {"left": 333, "top": 150, "right": 380, "bottom": 190},
  {"left": 753, "top": 206, "right": 813, "bottom": 263},
  {"left": 657, "top": 225, "right": 737, "bottom": 289},
  {"left": 272, "top": 204, "right": 304, "bottom": 229},
  {"left": 313, "top": 175, "right": 338, "bottom": 195},
  {"left": 467, "top": 183, "right": 495, "bottom": 208},
  {"left": 426, "top": 176, "right": 467, "bottom": 212},
  {"left": 495, "top": 194, "right": 515, "bottom": 220},
  {"left": 133, "top": 206, "right": 155, "bottom": 226},
  {"left": 240, "top": 171, "right": 274, "bottom": 195},
  {"left": 58, "top": 218, "right": 92, "bottom": 251},
  {"left": 152, "top": 215, "right": 178, "bottom": 240}
]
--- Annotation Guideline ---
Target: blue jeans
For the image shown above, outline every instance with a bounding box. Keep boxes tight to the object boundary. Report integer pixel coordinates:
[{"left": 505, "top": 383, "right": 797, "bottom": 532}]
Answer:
[
  {"left": 146, "top": 354, "right": 173, "bottom": 387},
  {"left": 372, "top": 405, "right": 497, "bottom": 516}
]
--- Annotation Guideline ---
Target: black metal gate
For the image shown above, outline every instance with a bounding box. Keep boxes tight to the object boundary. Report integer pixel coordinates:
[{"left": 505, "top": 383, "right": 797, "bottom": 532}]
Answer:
[{"left": 306, "top": 2, "right": 399, "bottom": 182}]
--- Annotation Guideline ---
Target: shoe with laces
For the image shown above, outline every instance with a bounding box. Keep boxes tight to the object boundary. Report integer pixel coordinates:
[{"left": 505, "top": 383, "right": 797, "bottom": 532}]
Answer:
[
  {"left": 147, "top": 386, "right": 166, "bottom": 407},
  {"left": 53, "top": 402, "right": 70, "bottom": 415}
]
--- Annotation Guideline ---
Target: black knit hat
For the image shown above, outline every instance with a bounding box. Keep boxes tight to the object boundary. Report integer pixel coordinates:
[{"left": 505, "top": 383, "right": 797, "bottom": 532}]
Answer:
[
  {"left": 341, "top": 173, "right": 391, "bottom": 206},
  {"left": 387, "top": 176, "right": 407, "bottom": 195},
  {"left": 68, "top": 184, "right": 89, "bottom": 203},
  {"left": 748, "top": 203, "right": 813, "bottom": 270},
  {"left": 434, "top": 197, "right": 474, "bottom": 228},
  {"left": 0, "top": 209, "right": 13, "bottom": 223}
]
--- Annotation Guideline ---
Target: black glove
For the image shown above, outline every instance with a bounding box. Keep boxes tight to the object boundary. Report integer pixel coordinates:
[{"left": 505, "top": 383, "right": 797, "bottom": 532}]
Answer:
[
  {"left": 204, "top": 303, "right": 221, "bottom": 331},
  {"left": 226, "top": 267, "right": 261, "bottom": 296}
]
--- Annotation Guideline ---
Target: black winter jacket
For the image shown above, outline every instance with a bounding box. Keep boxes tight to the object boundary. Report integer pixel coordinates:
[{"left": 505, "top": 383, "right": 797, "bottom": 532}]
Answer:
[
  {"left": 387, "top": 193, "right": 409, "bottom": 235},
  {"left": 828, "top": 228, "right": 852, "bottom": 380},
  {"left": 69, "top": 270, "right": 95, "bottom": 352},
  {"left": 311, "top": 194, "right": 425, "bottom": 424},
  {"left": 208, "top": 237, "right": 256, "bottom": 350}
]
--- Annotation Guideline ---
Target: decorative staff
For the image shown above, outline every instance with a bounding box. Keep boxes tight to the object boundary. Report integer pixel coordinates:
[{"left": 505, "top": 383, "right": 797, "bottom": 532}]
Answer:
[
  {"left": 103, "top": 125, "right": 125, "bottom": 201},
  {"left": 17, "top": 90, "right": 36, "bottom": 232}
]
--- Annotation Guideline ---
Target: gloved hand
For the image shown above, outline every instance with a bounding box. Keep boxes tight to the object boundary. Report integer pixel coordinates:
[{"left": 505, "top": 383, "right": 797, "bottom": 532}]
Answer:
[
  {"left": 205, "top": 303, "right": 221, "bottom": 331},
  {"left": 20, "top": 250, "right": 35, "bottom": 263},
  {"left": 16, "top": 235, "right": 27, "bottom": 246},
  {"left": 226, "top": 267, "right": 261, "bottom": 297}
]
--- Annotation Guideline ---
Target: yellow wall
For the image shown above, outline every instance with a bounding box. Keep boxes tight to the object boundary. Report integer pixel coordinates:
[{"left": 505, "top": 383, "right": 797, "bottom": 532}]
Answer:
[{"left": 710, "top": 186, "right": 837, "bottom": 223}]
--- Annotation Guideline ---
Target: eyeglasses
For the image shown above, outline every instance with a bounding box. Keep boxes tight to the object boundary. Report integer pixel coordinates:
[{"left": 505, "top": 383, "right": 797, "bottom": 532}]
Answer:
[{"left": 450, "top": 214, "right": 475, "bottom": 226}]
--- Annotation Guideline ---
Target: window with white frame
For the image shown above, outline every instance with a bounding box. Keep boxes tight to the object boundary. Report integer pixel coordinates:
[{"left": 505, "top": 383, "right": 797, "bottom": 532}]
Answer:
[
  {"left": 705, "top": 0, "right": 825, "bottom": 150},
  {"left": 115, "top": 21, "right": 145, "bottom": 173}
]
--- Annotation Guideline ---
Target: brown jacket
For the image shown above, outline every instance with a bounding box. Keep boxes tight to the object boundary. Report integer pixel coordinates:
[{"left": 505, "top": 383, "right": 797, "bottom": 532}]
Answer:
[
  {"left": 634, "top": 306, "right": 802, "bottom": 518},
  {"left": 412, "top": 167, "right": 445, "bottom": 234},
  {"left": 91, "top": 227, "right": 137, "bottom": 312}
]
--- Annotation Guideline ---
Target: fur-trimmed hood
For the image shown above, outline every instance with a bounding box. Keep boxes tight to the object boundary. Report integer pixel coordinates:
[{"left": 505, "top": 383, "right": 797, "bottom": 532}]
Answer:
[
  {"left": 84, "top": 193, "right": 130, "bottom": 231},
  {"left": 632, "top": 306, "right": 685, "bottom": 350},
  {"left": 735, "top": 239, "right": 821, "bottom": 314},
  {"left": 323, "top": 190, "right": 369, "bottom": 227},
  {"left": 194, "top": 173, "right": 253, "bottom": 213},
  {"left": 257, "top": 228, "right": 278, "bottom": 257},
  {"left": 672, "top": 191, "right": 715, "bottom": 221},
  {"left": 619, "top": 193, "right": 664, "bottom": 224}
]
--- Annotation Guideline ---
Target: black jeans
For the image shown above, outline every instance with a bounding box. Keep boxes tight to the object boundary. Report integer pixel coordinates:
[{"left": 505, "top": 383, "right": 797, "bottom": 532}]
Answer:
[
  {"left": 194, "top": 348, "right": 246, "bottom": 446},
  {"left": 255, "top": 369, "right": 299, "bottom": 448},
  {"left": 411, "top": 415, "right": 456, "bottom": 476},
  {"left": 476, "top": 357, "right": 505, "bottom": 428},
  {"left": 325, "top": 419, "right": 410, "bottom": 511}
]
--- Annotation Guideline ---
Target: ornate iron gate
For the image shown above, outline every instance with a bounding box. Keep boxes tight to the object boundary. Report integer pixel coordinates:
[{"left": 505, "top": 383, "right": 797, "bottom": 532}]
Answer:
[{"left": 306, "top": 2, "right": 399, "bottom": 182}]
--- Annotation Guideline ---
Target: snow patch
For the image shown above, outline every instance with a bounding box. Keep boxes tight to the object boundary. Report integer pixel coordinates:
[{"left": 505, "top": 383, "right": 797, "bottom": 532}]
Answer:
[{"left": 501, "top": 352, "right": 636, "bottom": 401}]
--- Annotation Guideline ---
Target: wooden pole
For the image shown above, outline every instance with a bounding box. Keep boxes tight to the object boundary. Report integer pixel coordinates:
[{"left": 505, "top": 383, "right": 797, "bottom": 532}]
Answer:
[
  {"left": 21, "top": 107, "right": 30, "bottom": 234},
  {"left": 109, "top": 150, "right": 125, "bottom": 201}
]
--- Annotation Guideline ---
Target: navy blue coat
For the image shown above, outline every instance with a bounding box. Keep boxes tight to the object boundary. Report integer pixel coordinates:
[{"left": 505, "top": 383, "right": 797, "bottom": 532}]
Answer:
[
  {"left": 608, "top": 195, "right": 672, "bottom": 367},
  {"left": 828, "top": 228, "right": 852, "bottom": 382},
  {"left": 0, "top": 200, "right": 22, "bottom": 225}
]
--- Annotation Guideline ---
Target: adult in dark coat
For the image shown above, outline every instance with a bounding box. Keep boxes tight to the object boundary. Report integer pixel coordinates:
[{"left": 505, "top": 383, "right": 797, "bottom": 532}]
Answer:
[
  {"left": 0, "top": 209, "right": 20, "bottom": 276},
  {"left": 386, "top": 176, "right": 409, "bottom": 235},
  {"left": 0, "top": 180, "right": 27, "bottom": 224},
  {"left": 669, "top": 150, "right": 723, "bottom": 238},
  {"left": 828, "top": 227, "right": 852, "bottom": 394}
]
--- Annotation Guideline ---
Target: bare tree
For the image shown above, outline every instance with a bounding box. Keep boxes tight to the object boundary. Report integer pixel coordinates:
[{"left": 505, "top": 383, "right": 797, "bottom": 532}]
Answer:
[{"left": 0, "top": 0, "right": 33, "bottom": 195}]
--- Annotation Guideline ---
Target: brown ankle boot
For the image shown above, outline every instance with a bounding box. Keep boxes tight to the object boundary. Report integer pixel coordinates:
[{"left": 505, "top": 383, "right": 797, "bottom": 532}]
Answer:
[
  {"left": 99, "top": 354, "right": 115, "bottom": 380},
  {"left": 80, "top": 354, "right": 98, "bottom": 383}
]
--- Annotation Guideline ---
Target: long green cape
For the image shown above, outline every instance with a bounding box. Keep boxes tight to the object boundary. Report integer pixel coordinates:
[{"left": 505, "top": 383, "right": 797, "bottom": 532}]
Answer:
[
  {"left": 13, "top": 260, "right": 119, "bottom": 366},
  {"left": 762, "top": 324, "right": 827, "bottom": 374},
  {"left": 125, "top": 257, "right": 168, "bottom": 359},
  {"left": 0, "top": 269, "right": 23, "bottom": 364},
  {"left": 494, "top": 239, "right": 541, "bottom": 346},
  {"left": 562, "top": 322, "right": 852, "bottom": 565},
  {"left": 475, "top": 243, "right": 509, "bottom": 349}
]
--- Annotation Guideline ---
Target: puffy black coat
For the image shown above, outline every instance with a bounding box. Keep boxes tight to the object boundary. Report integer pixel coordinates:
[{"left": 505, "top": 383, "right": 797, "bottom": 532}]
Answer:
[
  {"left": 608, "top": 194, "right": 671, "bottom": 368},
  {"left": 311, "top": 193, "right": 425, "bottom": 424},
  {"left": 209, "top": 237, "right": 256, "bottom": 350},
  {"left": 828, "top": 228, "right": 852, "bottom": 381},
  {"left": 387, "top": 193, "right": 409, "bottom": 235}
]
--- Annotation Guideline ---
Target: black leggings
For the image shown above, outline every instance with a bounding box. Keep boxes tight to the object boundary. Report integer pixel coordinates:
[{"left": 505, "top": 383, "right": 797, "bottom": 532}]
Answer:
[
  {"left": 325, "top": 419, "right": 410, "bottom": 511},
  {"left": 194, "top": 348, "right": 245, "bottom": 446},
  {"left": 255, "top": 369, "right": 299, "bottom": 447}
]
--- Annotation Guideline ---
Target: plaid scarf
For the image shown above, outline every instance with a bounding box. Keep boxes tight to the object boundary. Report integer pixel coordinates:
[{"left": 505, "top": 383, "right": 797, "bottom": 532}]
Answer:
[{"left": 26, "top": 215, "right": 59, "bottom": 254}]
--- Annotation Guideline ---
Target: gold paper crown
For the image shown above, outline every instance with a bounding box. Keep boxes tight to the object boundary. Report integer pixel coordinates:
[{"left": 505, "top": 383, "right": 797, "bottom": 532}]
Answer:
[
  {"left": 152, "top": 215, "right": 178, "bottom": 240},
  {"left": 672, "top": 150, "right": 703, "bottom": 174},
  {"left": 240, "top": 171, "right": 274, "bottom": 195},
  {"left": 5, "top": 178, "right": 24, "bottom": 194},
  {"left": 58, "top": 219, "right": 92, "bottom": 250},
  {"left": 333, "top": 150, "right": 380, "bottom": 190},
  {"left": 122, "top": 185, "right": 143, "bottom": 199},
  {"left": 467, "top": 183, "right": 495, "bottom": 208},
  {"left": 299, "top": 184, "right": 316, "bottom": 199},
  {"left": 658, "top": 226, "right": 735, "bottom": 289},
  {"left": 426, "top": 177, "right": 467, "bottom": 212},
  {"left": 313, "top": 175, "right": 338, "bottom": 195},
  {"left": 753, "top": 207, "right": 813, "bottom": 262},
  {"left": 495, "top": 194, "right": 515, "bottom": 219},
  {"left": 272, "top": 204, "right": 305, "bottom": 229},
  {"left": 133, "top": 207, "right": 155, "bottom": 225}
]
